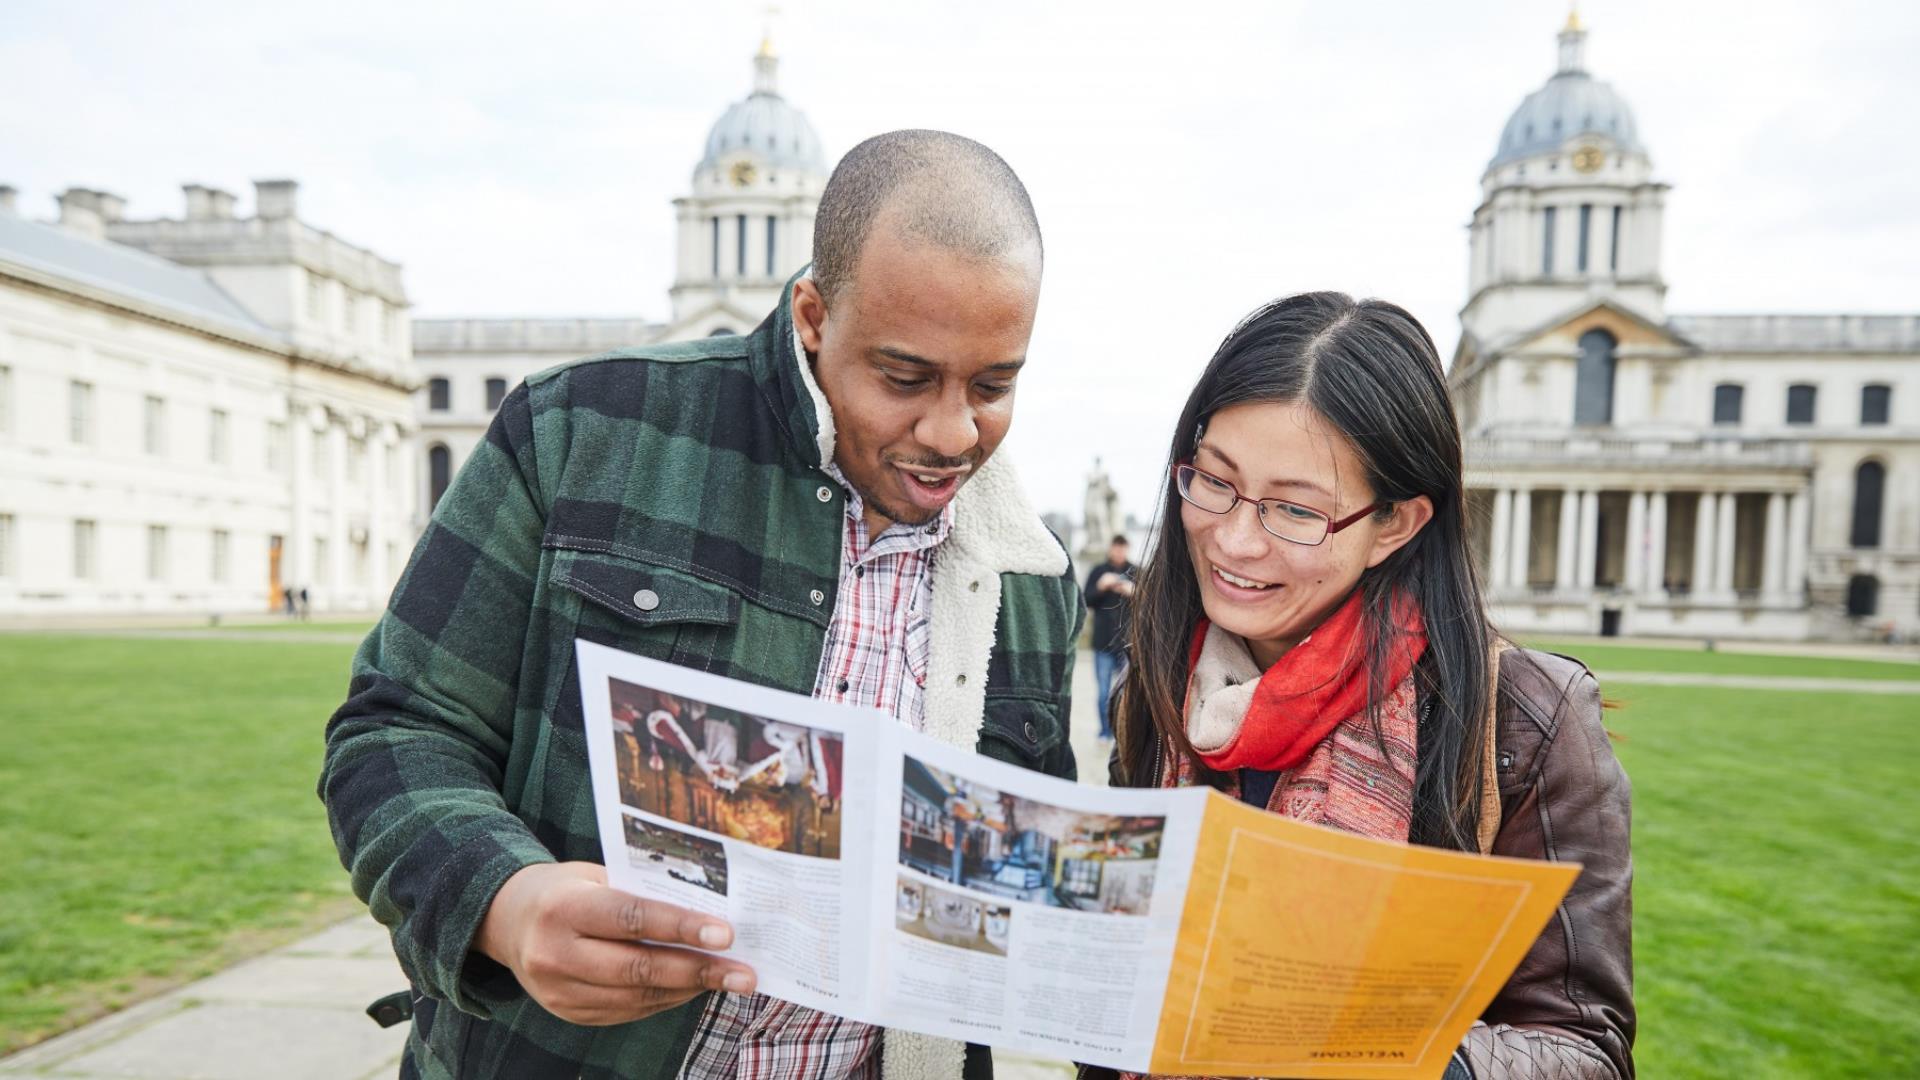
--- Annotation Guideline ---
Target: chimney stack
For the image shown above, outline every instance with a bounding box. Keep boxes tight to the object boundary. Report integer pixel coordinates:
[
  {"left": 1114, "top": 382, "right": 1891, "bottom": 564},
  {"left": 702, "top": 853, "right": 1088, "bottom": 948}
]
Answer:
[
  {"left": 57, "top": 188, "right": 106, "bottom": 239},
  {"left": 183, "top": 183, "right": 237, "bottom": 221},
  {"left": 95, "top": 191, "right": 127, "bottom": 222},
  {"left": 0, "top": 185, "right": 17, "bottom": 215},
  {"left": 254, "top": 178, "right": 298, "bottom": 221}
]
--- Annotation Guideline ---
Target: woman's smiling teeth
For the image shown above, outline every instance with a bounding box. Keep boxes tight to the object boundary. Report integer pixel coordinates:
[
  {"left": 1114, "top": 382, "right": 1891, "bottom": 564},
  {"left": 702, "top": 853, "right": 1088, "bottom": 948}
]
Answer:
[{"left": 1213, "top": 565, "right": 1277, "bottom": 591}]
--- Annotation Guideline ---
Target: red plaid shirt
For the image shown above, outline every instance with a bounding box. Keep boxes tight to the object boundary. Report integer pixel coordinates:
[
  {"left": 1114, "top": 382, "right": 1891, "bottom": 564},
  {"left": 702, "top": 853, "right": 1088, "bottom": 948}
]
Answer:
[{"left": 681, "top": 466, "right": 953, "bottom": 1078}]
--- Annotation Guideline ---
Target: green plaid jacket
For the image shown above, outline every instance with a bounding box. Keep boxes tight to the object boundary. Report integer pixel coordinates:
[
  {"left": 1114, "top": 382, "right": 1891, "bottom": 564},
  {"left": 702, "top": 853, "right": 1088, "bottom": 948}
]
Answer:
[{"left": 320, "top": 283, "right": 1082, "bottom": 1079}]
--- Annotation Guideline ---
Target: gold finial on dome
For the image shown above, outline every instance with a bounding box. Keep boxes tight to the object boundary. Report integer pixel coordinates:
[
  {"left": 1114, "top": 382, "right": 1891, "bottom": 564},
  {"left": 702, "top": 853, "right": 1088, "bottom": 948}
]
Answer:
[
  {"left": 758, "top": 5, "right": 781, "bottom": 59},
  {"left": 1565, "top": 3, "right": 1583, "bottom": 32}
]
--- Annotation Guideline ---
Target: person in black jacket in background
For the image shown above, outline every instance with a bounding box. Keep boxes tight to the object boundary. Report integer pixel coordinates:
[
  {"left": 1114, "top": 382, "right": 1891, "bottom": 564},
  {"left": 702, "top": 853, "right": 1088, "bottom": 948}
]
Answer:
[{"left": 1083, "top": 534, "right": 1136, "bottom": 740}]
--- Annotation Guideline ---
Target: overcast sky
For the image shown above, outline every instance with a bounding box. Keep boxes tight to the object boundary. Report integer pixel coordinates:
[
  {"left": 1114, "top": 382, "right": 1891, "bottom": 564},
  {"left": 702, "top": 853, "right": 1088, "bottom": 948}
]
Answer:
[{"left": 6, "top": 0, "right": 1917, "bottom": 520}]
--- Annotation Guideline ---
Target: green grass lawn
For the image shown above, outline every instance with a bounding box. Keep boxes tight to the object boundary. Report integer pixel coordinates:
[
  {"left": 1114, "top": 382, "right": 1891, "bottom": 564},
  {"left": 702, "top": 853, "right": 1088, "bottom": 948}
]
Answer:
[
  {"left": 1529, "top": 639, "right": 1920, "bottom": 682},
  {"left": 1605, "top": 683, "right": 1920, "bottom": 1077},
  {"left": 0, "top": 635, "right": 362, "bottom": 1053},
  {"left": 0, "top": 633, "right": 1914, "bottom": 1075}
]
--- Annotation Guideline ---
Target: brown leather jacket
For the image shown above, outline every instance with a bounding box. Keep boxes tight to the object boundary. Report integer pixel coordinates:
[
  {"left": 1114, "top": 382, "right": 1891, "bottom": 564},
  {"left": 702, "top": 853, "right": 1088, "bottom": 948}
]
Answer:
[{"left": 1087, "top": 648, "right": 1634, "bottom": 1080}]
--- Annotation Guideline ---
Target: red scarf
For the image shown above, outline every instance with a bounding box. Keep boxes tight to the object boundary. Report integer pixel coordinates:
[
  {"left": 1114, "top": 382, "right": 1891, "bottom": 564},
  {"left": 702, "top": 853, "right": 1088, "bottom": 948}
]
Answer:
[{"left": 1188, "top": 590, "right": 1427, "bottom": 773}]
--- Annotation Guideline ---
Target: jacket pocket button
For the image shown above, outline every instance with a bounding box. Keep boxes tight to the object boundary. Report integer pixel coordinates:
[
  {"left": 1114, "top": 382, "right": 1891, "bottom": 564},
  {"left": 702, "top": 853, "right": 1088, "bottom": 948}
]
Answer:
[
  {"left": 969, "top": 580, "right": 980, "bottom": 592},
  {"left": 809, "top": 589, "right": 825, "bottom": 606},
  {"left": 955, "top": 674, "right": 967, "bottom": 686},
  {"left": 632, "top": 589, "right": 660, "bottom": 612},
  {"left": 816, "top": 485, "right": 834, "bottom": 503},
  {"left": 1023, "top": 721, "right": 1037, "bottom": 741}
]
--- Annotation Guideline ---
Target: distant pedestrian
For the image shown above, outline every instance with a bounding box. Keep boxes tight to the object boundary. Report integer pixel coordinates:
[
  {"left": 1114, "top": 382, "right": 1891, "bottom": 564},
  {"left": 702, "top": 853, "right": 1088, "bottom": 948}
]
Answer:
[
  {"left": 297, "top": 586, "right": 310, "bottom": 621},
  {"left": 1083, "top": 534, "right": 1135, "bottom": 740},
  {"left": 281, "top": 587, "right": 295, "bottom": 617}
]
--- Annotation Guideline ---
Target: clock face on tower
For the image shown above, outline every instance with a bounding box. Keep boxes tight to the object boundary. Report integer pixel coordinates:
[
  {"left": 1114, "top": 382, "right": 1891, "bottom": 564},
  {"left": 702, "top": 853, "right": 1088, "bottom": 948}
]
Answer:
[
  {"left": 729, "top": 160, "right": 759, "bottom": 187},
  {"left": 1571, "top": 145, "right": 1605, "bottom": 173}
]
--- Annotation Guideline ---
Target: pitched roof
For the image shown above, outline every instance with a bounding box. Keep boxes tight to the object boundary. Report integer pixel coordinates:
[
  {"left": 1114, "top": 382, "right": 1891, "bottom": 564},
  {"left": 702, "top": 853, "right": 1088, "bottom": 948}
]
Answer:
[{"left": 0, "top": 212, "right": 274, "bottom": 339}]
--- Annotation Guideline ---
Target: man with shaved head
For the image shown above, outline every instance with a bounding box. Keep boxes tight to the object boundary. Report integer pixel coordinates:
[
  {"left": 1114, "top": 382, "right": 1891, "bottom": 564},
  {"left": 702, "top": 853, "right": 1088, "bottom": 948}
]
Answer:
[{"left": 323, "top": 130, "right": 1081, "bottom": 1080}]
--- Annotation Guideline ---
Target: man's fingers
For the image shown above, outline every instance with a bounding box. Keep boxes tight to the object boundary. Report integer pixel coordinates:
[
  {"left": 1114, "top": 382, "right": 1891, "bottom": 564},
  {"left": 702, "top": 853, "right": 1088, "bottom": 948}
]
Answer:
[
  {"left": 565, "top": 938, "right": 757, "bottom": 996},
  {"left": 566, "top": 887, "right": 734, "bottom": 950}
]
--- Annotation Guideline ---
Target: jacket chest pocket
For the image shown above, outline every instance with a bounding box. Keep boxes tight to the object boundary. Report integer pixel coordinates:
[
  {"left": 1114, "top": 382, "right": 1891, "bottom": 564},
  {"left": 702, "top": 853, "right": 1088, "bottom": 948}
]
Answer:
[
  {"left": 551, "top": 548, "right": 742, "bottom": 670},
  {"left": 547, "top": 549, "right": 743, "bottom": 731}
]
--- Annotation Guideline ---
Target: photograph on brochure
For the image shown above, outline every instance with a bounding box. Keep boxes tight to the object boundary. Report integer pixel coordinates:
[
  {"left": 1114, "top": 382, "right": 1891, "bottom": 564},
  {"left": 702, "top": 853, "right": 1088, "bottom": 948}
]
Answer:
[
  {"left": 899, "top": 753, "right": 1163, "bottom": 915},
  {"left": 610, "top": 675, "right": 846, "bottom": 859}
]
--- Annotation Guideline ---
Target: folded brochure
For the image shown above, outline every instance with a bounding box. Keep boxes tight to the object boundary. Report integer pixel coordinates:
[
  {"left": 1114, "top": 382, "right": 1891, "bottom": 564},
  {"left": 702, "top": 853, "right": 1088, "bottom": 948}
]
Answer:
[{"left": 575, "top": 640, "right": 1577, "bottom": 1078}]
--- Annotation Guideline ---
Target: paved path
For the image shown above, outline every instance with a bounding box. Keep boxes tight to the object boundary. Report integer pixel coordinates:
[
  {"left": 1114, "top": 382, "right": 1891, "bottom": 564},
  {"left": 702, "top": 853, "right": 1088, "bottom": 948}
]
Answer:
[
  {"left": 0, "top": 918, "right": 410, "bottom": 1080},
  {"left": 1595, "top": 669, "right": 1920, "bottom": 694}
]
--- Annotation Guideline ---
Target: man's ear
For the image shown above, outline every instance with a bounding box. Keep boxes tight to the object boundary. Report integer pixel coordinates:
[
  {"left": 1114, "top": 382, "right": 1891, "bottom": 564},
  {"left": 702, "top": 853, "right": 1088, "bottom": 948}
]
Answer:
[
  {"left": 1363, "top": 495, "right": 1435, "bottom": 569},
  {"left": 792, "top": 277, "right": 828, "bottom": 355}
]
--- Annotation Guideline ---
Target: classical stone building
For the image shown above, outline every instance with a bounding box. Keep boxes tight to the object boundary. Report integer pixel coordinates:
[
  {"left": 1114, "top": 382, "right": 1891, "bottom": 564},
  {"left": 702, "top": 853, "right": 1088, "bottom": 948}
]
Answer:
[
  {"left": 1454, "top": 16, "right": 1920, "bottom": 640},
  {"left": 0, "top": 180, "right": 418, "bottom": 615},
  {"left": 411, "top": 37, "right": 827, "bottom": 512}
]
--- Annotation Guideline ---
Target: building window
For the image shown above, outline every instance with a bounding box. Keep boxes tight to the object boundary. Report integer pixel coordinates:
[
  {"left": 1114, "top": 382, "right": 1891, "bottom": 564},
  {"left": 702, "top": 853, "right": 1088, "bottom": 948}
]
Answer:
[
  {"left": 348, "top": 436, "right": 367, "bottom": 484},
  {"left": 1541, "top": 206, "right": 1556, "bottom": 275},
  {"left": 148, "top": 524, "right": 168, "bottom": 581},
  {"left": 1712, "top": 384, "right": 1744, "bottom": 426},
  {"left": 428, "top": 377, "right": 450, "bottom": 411},
  {"left": 1785, "top": 384, "right": 1817, "bottom": 425},
  {"left": 711, "top": 216, "right": 720, "bottom": 278},
  {"left": 485, "top": 377, "right": 508, "bottom": 411},
  {"left": 0, "top": 364, "right": 11, "bottom": 437},
  {"left": 1609, "top": 205, "right": 1622, "bottom": 272},
  {"left": 766, "top": 214, "right": 778, "bottom": 277},
  {"left": 209, "top": 408, "right": 229, "bottom": 465},
  {"left": 267, "top": 420, "right": 288, "bottom": 474},
  {"left": 0, "top": 513, "right": 12, "bottom": 577},
  {"left": 342, "top": 290, "right": 358, "bottom": 334},
  {"left": 306, "top": 272, "right": 325, "bottom": 321},
  {"left": 1846, "top": 574, "right": 1879, "bottom": 618},
  {"left": 314, "top": 538, "right": 329, "bottom": 587},
  {"left": 70, "top": 380, "right": 94, "bottom": 445},
  {"left": 1862, "top": 384, "right": 1892, "bottom": 425},
  {"left": 212, "top": 529, "right": 231, "bottom": 584},
  {"left": 145, "top": 395, "right": 167, "bottom": 456},
  {"left": 1573, "top": 329, "right": 1616, "bottom": 426},
  {"left": 1850, "top": 460, "right": 1885, "bottom": 548},
  {"left": 1576, "top": 203, "right": 1592, "bottom": 272},
  {"left": 736, "top": 213, "right": 748, "bottom": 276},
  {"left": 428, "top": 444, "right": 451, "bottom": 512},
  {"left": 74, "top": 519, "right": 97, "bottom": 580}
]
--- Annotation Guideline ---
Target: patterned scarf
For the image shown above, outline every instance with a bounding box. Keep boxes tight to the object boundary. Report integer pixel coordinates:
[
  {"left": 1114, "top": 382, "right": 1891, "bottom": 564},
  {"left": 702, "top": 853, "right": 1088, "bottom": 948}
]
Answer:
[{"left": 1174, "top": 590, "right": 1426, "bottom": 842}]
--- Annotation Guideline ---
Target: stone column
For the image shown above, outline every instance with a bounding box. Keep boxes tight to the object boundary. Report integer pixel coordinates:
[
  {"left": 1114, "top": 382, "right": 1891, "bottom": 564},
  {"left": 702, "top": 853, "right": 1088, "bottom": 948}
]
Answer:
[
  {"left": 1715, "top": 490, "right": 1738, "bottom": 597},
  {"left": 1555, "top": 488, "right": 1580, "bottom": 591},
  {"left": 1508, "top": 488, "right": 1533, "bottom": 590},
  {"left": 1692, "top": 492, "right": 1716, "bottom": 600},
  {"left": 1624, "top": 491, "right": 1648, "bottom": 597},
  {"left": 1762, "top": 492, "right": 1788, "bottom": 602},
  {"left": 1575, "top": 490, "right": 1599, "bottom": 589},
  {"left": 1784, "top": 491, "right": 1811, "bottom": 606},
  {"left": 1645, "top": 491, "right": 1669, "bottom": 597},
  {"left": 327, "top": 416, "right": 349, "bottom": 607},
  {"left": 288, "top": 402, "right": 315, "bottom": 596},
  {"left": 368, "top": 420, "right": 390, "bottom": 594},
  {"left": 1489, "top": 488, "right": 1513, "bottom": 590}
]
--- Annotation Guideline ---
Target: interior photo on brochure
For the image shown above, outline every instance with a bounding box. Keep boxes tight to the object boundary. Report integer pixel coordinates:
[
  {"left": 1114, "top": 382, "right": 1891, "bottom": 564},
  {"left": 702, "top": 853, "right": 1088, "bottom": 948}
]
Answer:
[{"left": 575, "top": 640, "right": 1580, "bottom": 1079}]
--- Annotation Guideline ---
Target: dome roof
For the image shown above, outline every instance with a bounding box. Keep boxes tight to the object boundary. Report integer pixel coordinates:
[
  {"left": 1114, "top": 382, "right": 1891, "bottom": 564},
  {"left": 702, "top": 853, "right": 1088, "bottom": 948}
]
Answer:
[
  {"left": 697, "top": 48, "right": 827, "bottom": 176},
  {"left": 1490, "top": 23, "right": 1644, "bottom": 168}
]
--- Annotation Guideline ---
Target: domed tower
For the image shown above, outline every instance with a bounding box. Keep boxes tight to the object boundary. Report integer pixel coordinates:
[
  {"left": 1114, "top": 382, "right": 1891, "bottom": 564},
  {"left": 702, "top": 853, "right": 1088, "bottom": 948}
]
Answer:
[
  {"left": 1461, "top": 12, "right": 1669, "bottom": 350},
  {"left": 667, "top": 34, "right": 829, "bottom": 336}
]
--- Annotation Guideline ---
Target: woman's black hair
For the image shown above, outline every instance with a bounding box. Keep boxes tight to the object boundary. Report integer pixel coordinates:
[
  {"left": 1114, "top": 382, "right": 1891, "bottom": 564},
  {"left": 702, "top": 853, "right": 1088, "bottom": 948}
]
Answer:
[{"left": 1112, "top": 291, "right": 1494, "bottom": 851}]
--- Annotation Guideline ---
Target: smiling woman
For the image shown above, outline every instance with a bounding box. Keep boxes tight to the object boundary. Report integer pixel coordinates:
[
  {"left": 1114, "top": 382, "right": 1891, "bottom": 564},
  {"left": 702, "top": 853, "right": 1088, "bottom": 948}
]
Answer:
[{"left": 1101, "top": 292, "right": 1636, "bottom": 1080}]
